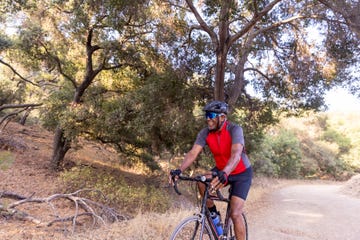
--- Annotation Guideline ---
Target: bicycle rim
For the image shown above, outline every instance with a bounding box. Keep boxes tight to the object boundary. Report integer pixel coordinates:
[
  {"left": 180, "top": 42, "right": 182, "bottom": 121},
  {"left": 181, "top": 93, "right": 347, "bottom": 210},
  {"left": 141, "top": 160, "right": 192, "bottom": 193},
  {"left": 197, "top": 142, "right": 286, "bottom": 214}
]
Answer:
[
  {"left": 242, "top": 213, "right": 248, "bottom": 240},
  {"left": 170, "top": 215, "right": 215, "bottom": 240}
]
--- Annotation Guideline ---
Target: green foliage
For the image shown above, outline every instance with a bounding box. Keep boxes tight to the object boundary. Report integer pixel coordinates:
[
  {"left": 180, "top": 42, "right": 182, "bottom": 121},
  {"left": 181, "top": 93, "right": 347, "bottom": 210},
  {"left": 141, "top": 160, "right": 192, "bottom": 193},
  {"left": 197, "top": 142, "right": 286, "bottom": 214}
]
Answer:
[
  {"left": 0, "top": 84, "right": 16, "bottom": 106},
  {"left": 255, "top": 112, "right": 358, "bottom": 180},
  {"left": 321, "top": 129, "right": 352, "bottom": 155},
  {"left": 231, "top": 99, "right": 279, "bottom": 155},
  {"left": 323, "top": 112, "right": 360, "bottom": 171},
  {"left": 0, "top": 33, "right": 12, "bottom": 51},
  {"left": 40, "top": 64, "right": 200, "bottom": 171},
  {"left": 301, "top": 138, "right": 349, "bottom": 179},
  {"left": 60, "top": 166, "right": 171, "bottom": 213},
  {"left": 40, "top": 82, "right": 74, "bottom": 130},
  {"left": 251, "top": 129, "right": 302, "bottom": 178},
  {"left": 2, "top": 0, "right": 360, "bottom": 177}
]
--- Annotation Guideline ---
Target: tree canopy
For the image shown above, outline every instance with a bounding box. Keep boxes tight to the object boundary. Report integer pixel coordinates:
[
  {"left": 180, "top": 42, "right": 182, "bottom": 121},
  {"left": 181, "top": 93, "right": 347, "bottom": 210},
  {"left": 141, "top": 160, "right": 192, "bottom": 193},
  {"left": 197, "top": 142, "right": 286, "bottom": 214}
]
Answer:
[{"left": 0, "top": 0, "right": 359, "bottom": 170}]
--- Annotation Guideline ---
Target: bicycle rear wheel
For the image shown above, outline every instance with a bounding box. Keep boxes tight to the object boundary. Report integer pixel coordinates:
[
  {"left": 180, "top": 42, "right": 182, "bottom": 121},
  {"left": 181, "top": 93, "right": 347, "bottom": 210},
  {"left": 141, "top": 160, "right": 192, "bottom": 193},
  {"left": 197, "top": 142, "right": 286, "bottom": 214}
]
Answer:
[
  {"left": 226, "top": 213, "right": 248, "bottom": 240},
  {"left": 170, "top": 215, "right": 215, "bottom": 240}
]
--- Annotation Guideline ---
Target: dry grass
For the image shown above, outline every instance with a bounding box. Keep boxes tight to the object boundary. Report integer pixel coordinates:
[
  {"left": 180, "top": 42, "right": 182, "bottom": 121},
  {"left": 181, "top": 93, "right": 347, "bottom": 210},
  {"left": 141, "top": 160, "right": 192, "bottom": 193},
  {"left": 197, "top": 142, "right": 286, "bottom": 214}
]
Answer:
[
  {"left": 72, "top": 210, "right": 196, "bottom": 240},
  {"left": 66, "top": 177, "right": 287, "bottom": 240}
]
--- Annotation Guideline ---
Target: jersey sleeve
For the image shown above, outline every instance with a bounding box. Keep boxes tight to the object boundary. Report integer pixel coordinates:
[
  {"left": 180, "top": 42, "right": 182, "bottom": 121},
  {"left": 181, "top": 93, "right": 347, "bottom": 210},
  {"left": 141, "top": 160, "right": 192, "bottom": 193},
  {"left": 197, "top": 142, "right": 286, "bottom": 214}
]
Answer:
[
  {"left": 194, "top": 128, "right": 209, "bottom": 147},
  {"left": 228, "top": 123, "right": 245, "bottom": 145}
]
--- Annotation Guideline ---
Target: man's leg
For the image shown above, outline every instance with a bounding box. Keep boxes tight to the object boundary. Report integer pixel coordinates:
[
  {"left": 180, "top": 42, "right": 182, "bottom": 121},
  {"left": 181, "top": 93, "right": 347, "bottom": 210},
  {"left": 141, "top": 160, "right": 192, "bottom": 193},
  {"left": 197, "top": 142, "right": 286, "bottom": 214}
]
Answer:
[
  {"left": 230, "top": 195, "right": 246, "bottom": 240},
  {"left": 197, "top": 180, "right": 215, "bottom": 208}
]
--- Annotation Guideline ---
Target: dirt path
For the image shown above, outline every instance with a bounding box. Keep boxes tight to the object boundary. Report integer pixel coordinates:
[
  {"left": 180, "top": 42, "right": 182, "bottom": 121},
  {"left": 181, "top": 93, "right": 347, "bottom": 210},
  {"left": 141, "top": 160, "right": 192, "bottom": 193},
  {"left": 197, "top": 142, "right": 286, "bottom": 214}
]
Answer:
[{"left": 248, "top": 183, "right": 360, "bottom": 240}]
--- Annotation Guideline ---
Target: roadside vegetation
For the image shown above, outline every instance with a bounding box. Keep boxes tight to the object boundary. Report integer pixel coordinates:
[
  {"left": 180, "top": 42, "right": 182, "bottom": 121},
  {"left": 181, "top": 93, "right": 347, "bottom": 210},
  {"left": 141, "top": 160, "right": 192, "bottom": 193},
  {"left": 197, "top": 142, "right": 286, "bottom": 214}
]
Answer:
[
  {"left": 57, "top": 111, "right": 360, "bottom": 215},
  {"left": 251, "top": 111, "right": 359, "bottom": 180}
]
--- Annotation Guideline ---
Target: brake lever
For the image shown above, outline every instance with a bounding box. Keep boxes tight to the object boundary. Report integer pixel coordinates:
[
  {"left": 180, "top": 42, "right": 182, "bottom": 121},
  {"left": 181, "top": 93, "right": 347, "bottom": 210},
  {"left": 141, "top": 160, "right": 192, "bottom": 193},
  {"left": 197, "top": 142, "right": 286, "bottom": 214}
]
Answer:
[{"left": 172, "top": 176, "right": 182, "bottom": 195}]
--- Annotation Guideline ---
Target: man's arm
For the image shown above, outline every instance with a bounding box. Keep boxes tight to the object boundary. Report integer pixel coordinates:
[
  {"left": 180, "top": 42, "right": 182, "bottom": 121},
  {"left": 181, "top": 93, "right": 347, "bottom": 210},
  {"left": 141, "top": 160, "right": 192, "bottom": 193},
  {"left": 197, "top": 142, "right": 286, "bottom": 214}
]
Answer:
[
  {"left": 211, "top": 143, "right": 243, "bottom": 190},
  {"left": 222, "top": 143, "right": 243, "bottom": 175},
  {"left": 179, "top": 144, "right": 203, "bottom": 172}
]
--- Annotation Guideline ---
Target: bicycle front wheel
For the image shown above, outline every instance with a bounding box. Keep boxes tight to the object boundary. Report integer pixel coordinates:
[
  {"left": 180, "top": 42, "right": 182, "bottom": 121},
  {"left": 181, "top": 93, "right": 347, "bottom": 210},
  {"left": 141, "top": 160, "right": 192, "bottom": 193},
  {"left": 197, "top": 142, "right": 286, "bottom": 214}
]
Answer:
[
  {"left": 170, "top": 215, "right": 215, "bottom": 240},
  {"left": 226, "top": 212, "right": 248, "bottom": 240}
]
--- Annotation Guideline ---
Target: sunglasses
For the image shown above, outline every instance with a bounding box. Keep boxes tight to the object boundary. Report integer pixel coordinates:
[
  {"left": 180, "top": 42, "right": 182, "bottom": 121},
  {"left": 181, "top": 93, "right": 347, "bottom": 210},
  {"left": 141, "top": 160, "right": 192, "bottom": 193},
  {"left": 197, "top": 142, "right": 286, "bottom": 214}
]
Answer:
[{"left": 205, "top": 112, "right": 220, "bottom": 119}]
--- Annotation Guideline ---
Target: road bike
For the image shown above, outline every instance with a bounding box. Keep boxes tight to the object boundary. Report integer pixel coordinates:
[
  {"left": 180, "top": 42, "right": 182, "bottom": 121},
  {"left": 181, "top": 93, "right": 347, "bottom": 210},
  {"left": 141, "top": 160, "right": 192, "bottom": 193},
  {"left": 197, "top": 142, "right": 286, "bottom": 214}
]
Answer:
[{"left": 170, "top": 172, "right": 248, "bottom": 240}]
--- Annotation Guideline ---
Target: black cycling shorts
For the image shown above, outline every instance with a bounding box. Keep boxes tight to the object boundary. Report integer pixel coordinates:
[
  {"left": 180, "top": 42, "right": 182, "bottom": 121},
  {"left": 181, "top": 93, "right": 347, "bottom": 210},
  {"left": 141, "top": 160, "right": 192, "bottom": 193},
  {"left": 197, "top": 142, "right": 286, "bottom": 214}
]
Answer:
[{"left": 213, "top": 167, "right": 253, "bottom": 200}]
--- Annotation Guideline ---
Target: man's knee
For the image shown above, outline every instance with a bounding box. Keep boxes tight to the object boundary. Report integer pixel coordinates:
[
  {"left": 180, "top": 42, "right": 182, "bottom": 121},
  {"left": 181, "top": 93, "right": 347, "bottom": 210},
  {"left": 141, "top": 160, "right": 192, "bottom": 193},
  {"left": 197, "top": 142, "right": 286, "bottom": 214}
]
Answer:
[
  {"left": 230, "top": 196, "right": 245, "bottom": 220},
  {"left": 230, "top": 208, "right": 243, "bottom": 220}
]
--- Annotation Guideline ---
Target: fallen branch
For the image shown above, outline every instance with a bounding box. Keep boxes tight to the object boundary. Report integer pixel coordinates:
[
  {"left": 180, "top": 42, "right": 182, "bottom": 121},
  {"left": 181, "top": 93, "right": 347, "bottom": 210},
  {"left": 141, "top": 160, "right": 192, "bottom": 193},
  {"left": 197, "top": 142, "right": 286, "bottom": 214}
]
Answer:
[
  {"left": 0, "top": 103, "right": 43, "bottom": 130},
  {"left": 0, "top": 189, "right": 128, "bottom": 233}
]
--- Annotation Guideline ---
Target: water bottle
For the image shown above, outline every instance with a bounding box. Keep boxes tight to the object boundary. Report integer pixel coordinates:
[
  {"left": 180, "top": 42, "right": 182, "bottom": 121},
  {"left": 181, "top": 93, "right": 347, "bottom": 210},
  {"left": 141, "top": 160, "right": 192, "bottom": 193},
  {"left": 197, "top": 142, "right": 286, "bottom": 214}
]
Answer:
[{"left": 210, "top": 211, "right": 223, "bottom": 236}]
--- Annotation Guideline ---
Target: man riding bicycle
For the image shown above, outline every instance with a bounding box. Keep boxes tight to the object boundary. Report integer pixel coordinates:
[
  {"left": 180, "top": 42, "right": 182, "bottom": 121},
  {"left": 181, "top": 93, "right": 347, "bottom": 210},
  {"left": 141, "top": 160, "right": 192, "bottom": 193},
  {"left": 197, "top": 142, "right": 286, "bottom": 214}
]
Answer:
[{"left": 170, "top": 100, "right": 252, "bottom": 240}]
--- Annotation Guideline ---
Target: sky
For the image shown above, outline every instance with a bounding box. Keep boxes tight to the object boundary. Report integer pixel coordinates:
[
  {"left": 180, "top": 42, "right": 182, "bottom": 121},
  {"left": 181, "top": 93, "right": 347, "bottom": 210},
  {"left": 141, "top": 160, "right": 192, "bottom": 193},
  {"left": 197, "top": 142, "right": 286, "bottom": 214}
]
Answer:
[{"left": 324, "top": 87, "right": 360, "bottom": 112}]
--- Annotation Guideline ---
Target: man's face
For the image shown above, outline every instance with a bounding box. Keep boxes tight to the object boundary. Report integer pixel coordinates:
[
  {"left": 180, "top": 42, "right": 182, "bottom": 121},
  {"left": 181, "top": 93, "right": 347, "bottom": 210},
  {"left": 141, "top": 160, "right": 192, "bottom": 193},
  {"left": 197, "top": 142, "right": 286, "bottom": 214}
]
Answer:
[
  {"left": 206, "top": 115, "right": 219, "bottom": 131},
  {"left": 205, "top": 112, "right": 223, "bottom": 131}
]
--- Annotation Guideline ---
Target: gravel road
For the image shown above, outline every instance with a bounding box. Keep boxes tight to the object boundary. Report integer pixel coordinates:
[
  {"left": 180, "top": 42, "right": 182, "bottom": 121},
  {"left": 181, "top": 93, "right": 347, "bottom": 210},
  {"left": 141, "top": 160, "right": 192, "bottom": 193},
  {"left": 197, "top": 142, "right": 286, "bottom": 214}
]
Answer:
[{"left": 248, "top": 183, "right": 360, "bottom": 240}]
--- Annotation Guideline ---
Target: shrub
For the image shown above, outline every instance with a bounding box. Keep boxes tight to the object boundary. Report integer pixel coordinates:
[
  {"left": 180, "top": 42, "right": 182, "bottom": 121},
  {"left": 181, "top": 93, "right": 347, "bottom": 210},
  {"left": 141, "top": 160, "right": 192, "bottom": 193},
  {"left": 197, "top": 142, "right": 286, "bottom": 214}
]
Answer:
[
  {"left": 60, "top": 166, "right": 171, "bottom": 214},
  {"left": 251, "top": 129, "right": 302, "bottom": 178},
  {"left": 321, "top": 129, "right": 352, "bottom": 155}
]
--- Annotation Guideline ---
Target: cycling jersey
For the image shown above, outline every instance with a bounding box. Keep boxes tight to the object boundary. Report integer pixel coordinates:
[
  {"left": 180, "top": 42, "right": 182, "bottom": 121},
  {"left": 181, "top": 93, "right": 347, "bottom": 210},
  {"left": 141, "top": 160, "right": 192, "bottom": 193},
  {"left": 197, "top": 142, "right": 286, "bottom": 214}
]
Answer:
[{"left": 194, "top": 121, "right": 251, "bottom": 175}]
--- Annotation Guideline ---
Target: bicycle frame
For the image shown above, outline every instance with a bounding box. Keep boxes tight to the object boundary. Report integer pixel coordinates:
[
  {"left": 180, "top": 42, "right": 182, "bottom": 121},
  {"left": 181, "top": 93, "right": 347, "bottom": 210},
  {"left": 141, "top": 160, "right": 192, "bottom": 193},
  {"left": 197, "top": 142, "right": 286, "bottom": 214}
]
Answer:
[
  {"left": 171, "top": 173, "right": 240, "bottom": 240},
  {"left": 206, "top": 185, "right": 234, "bottom": 239}
]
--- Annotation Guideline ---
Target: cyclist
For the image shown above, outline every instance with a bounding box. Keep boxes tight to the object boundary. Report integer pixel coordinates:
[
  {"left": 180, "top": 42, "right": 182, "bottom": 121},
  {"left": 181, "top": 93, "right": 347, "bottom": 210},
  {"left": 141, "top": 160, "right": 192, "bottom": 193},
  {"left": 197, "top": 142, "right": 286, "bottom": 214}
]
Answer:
[{"left": 170, "top": 100, "right": 252, "bottom": 240}]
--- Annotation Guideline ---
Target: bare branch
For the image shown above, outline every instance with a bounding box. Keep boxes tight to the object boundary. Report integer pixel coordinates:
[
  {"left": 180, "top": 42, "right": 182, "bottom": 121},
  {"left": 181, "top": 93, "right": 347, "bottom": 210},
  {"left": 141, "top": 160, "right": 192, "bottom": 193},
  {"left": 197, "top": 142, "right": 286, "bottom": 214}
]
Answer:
[
  {"left": 185, "top": 0, "right": 218, "bottom": 49},
  {"left": 244, "top": 67, "right": 271, "bottom": 81},
  {"left": 40, "top": 42, "right": 78, "bottom": 89},
  {"left": 0, "top": 103, "right": 42, "bottom": 112},
  {"left": 0, "top": 189, "right": 128, "bottom": 234},
  {"left": 229, "top": 0, "right": 282, "bottom": 46},
  {"left": 0, "top": 59, "right": 40, "bottom": 87}
]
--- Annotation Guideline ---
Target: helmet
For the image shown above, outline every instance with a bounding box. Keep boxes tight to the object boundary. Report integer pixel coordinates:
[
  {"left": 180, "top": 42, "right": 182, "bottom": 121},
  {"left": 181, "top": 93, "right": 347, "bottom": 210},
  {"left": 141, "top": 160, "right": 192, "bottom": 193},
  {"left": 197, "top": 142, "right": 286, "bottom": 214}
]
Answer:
[{"left": 203, "top": 101, "right": 228, "bottom": 114}]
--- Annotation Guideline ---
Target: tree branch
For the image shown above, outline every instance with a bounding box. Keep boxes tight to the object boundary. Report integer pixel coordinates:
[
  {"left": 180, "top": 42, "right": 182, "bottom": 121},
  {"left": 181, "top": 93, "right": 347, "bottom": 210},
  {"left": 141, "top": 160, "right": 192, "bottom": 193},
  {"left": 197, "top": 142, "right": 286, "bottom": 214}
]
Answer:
[
  {"left": 39, "top": 42, "right": 78, "bottom": 88},
  {"left": 185, "top": 0, "right": 219, "bottom": 49},
  {"left": 229, "top": 0, "right": 282, "bottom": 46},
  {"left": 0, "top": 59, "right": 39, "bottom": 87},
  {"left": 0, "top": 189, "right": 127, "bottom": 233},
  {"left": 0, "top": 103, "right": 43, "bottom": 112}
]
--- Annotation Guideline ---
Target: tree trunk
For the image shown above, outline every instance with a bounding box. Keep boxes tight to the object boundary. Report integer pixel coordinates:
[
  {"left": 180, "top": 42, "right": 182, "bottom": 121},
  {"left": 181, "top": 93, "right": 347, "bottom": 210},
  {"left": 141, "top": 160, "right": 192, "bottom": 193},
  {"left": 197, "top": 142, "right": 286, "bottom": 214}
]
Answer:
[
  {"left": 49, "top": 29, "right": 105, "bottom": 170},
  {"left": 51, "top": 126, "right": 71, "bottom": 170},
  {"left": 214, "top": 53, "right": 226, "bottom": 101},
  {"left": 19, "top": 108, "right": 31, "bottom": 125}
]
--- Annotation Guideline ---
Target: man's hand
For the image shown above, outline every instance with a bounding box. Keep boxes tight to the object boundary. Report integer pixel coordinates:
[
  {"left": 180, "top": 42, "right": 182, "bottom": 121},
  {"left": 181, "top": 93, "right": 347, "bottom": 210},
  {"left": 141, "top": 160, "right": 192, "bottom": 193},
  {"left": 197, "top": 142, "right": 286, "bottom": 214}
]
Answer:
[
  {"left": 169, "top": 169, "right": 182, "bottom": 185},
  {"left": 217, "top": 171, "right": 228, "bottom": 184},
  {"left": 210, "top": 171, "right": 228, "bottom": 191}
]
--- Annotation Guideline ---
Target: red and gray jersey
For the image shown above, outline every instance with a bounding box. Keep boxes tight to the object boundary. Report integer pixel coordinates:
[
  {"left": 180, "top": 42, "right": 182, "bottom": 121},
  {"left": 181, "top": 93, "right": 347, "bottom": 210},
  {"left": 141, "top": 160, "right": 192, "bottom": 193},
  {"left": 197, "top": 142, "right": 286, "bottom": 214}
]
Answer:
[{"left": 194, "top": 121, "right": 251, "bottom": 175}]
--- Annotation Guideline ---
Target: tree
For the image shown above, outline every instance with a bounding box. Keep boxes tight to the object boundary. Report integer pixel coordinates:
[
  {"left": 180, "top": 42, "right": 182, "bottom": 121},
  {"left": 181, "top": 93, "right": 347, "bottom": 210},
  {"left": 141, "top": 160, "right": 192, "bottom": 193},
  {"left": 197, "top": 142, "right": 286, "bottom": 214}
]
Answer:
[
  {"left": 318, "top": 0, "right": 360, "bottom": 39},
  {"left": 172, "top": 0, "right": 359, "bottom": 111},
  {"left": 4, "top": 0, "right": 164, "bottom": 169},
  {"left": 0, "top": 32, "right": 42, "bottom": 128},
  {"left": 2, "top": 0, "right": 199, "bottom": 170},
  {"left": 318, "top": 0, "right": 360, "bottom": 97},
  {"left": 2, "top": 0, "right": 360, "bottom": 171}
]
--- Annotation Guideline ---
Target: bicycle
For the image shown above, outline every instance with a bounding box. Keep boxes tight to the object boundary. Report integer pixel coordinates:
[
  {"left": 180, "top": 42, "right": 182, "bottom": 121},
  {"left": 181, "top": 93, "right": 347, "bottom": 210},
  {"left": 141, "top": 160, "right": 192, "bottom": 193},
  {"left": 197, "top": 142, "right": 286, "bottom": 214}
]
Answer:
[{"left": 169, "top": 171, "right": 248, "bottom": 240}]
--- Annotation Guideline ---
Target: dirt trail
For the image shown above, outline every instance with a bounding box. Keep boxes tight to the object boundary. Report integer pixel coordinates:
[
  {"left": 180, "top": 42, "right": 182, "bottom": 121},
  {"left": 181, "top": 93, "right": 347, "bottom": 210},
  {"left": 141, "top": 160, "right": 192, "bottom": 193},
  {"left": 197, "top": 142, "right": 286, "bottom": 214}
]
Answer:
[{"left": 248, "top": 183, "right": 360, "bottom": 240}]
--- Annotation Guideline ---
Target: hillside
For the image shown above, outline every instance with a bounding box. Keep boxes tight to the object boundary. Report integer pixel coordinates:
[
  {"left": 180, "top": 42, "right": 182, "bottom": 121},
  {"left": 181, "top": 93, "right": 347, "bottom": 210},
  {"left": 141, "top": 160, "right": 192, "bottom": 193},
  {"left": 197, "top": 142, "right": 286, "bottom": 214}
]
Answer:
[
  {"left": 0, "top": 121, "right": 168, "bottom": 239},
  {"left": 272, "top": 111, "right": 360, "bottom": 179}
]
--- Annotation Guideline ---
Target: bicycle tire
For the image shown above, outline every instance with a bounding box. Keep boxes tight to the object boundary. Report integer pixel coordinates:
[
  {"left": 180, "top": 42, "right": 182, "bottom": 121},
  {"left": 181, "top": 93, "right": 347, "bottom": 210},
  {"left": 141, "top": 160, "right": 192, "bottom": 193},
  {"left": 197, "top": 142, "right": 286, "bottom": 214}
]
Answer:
[
  {"left": 169, "top": 215, "right": 215, "bottom": 240},
  {"left": 242, "top": 213, "right": 248, "bottom": 240},
  {"left": 226, "top": 213, "right": 248, "bottom": 240}
]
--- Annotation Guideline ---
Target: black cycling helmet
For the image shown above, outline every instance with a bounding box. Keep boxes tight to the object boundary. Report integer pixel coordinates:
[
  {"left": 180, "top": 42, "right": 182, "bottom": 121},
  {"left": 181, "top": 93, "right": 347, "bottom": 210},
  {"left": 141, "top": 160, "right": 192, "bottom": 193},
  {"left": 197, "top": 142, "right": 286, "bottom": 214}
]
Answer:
[{"left": 203, "top": 100, "right": 228, "bottom": 114}]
